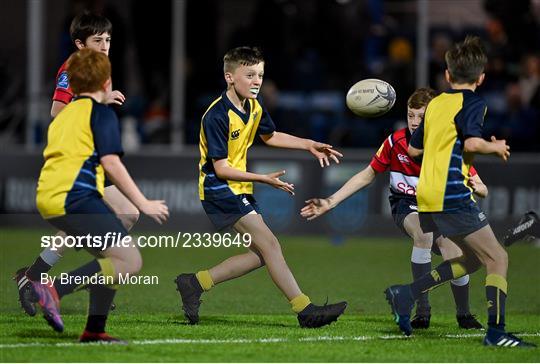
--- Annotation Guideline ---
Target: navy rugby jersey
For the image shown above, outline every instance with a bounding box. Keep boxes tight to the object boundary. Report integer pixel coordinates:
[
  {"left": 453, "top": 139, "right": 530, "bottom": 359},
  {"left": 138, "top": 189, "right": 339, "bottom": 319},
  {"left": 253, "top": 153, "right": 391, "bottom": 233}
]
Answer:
[
  {"left": 198, "top": 92, "right": 276, "bottom": 201},
  {"left": 36, "top": 96, "right": 123, "bottom": 218},
  {"left": 410, "top": 89, "right": 486, "bottom": 212}
]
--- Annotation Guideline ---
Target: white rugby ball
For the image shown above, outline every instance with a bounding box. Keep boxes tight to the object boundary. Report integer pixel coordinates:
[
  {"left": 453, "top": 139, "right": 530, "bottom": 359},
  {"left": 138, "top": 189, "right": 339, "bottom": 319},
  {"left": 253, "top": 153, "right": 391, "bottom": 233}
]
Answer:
[{"left": 346, "top": 79, "right": 396, "bottom": 118}]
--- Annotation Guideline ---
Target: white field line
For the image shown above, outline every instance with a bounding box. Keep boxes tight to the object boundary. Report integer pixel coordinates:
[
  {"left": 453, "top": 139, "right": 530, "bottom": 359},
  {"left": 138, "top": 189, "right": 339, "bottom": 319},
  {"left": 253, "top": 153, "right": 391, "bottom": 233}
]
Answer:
[{"left": 1, "top": 332, "right": 539, "bottom": 349}]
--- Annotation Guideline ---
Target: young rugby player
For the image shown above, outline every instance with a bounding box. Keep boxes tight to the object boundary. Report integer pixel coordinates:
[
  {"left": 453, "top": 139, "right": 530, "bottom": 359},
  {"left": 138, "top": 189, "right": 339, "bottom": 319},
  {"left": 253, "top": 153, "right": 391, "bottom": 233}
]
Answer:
[
  {"left": 175, "top": 46, "right": 347, "bottom": 328},
  {"left": 15, "top": 12, "right": 136, "bottom": 316},
  {"left": 384, "top": 36, "right": 535, "bottom": 347},
  {"left": 32, "top": 48, "right": 168, "bottom": 342},
  {"left": 300, "top": 88, "right": 484, "bottom": 330}
]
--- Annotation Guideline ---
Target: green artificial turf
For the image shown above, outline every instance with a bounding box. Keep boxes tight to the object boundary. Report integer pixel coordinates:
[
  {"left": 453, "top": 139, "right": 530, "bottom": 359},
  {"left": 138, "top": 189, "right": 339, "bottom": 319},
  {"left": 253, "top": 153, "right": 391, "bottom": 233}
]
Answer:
[{"left": 1, "top": 229, "right": 538, "bottom": 362}]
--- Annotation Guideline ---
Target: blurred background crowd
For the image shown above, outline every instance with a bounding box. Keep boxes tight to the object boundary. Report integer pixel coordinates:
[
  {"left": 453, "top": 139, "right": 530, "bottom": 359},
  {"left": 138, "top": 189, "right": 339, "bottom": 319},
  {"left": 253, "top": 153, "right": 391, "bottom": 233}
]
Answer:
[{"left": 1, "top": 0, "right": 539, "bottom": 151}]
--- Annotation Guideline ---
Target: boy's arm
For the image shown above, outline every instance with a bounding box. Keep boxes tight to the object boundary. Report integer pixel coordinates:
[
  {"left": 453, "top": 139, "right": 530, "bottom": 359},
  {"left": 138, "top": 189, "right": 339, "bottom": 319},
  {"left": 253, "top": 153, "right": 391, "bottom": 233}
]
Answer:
[
  {"left": 106, "top": 90, "right": 126, "bottom": 106},
  {"left": 51, "top": 101, "right": 67, "bottom": 118},
  {"left": 213, "top": 158, "right": 294, "bottom": 195},
  {"left": 469, "top": 173, "right": 488, "bottom": 198},
  {"left": 260, "top": 132, "right": 343, "bottom": 167},
  {"left": 464, "top": 136, "right": 510, "bottom": 161},
  {"left": 92, "top": 106, "right": 168, "bottom": 223},
  {"left": 408, "top": 122, "right": 424, "bottom": 159},
  {"left": 327, "top": 165, "right": 378, "bottom": 207},
  {"left": 408, "top": 145, "right": 423, "bottom": 159},
  {"left": 301, "top": 165, "right": 377, "bottom": 220},
  {"left": 101, "top": 155, "right": 168, "bottom": 224}
]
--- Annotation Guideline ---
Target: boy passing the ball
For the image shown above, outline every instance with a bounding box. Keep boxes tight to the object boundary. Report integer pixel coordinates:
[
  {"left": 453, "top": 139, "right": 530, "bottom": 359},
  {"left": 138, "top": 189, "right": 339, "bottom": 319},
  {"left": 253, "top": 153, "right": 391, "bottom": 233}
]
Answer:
[
  {"left": 175, "top": 46, "right": 347, "bottom": 328},
  {"left": 33, "top": 49, "right": 168, "bottom": 342},
  {"left": 384, "top": 36, "right": 535, "bottom": 347},
  {"left": 15, "top": 12, "right": 138, "bottom": 316},
  {"left": 301, "top": 88, "right": 484, "bottom": 330}
]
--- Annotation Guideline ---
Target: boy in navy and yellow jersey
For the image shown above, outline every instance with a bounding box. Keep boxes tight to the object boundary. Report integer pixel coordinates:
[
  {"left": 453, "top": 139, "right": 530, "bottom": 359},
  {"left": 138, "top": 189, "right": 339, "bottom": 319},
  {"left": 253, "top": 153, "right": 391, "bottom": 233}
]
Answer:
[
  {"left": 301, "top": 88, "right": 484, "bottom": 331},
  {"left": 384, "top": 36, "right": 535, "bottom": 347},
  {"left": 30, "top": 49, "right": 168, "bottom": 343},
  {"left": 15, "top": 12, "right": 136, "bottom": 317},
  {"left": 175, "top": 46, "right": 347, "bottom": 328}
]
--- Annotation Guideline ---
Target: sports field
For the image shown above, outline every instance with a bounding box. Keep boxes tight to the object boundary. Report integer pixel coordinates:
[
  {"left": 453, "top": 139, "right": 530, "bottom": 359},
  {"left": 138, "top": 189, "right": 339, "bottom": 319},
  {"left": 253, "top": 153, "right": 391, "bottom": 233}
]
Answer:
[{"left": 1, "top": 228, "right": 538, "bottom": 362}]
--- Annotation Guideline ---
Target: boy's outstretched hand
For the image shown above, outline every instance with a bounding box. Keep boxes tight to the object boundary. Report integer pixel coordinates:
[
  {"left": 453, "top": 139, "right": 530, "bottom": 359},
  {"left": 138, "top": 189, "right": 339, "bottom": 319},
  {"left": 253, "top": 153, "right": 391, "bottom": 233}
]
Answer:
[
  {"left": 140, "top": 200, "right": 169, "bottom": 225},
  {"left": 300, "top": 198, "right": 332, "bottom": 220},
  {"left": 263, "top": 170, "right": 295, "bottom": 195},
  {"left": 309, "top": 142, "right": 343, "bottom": 167}
]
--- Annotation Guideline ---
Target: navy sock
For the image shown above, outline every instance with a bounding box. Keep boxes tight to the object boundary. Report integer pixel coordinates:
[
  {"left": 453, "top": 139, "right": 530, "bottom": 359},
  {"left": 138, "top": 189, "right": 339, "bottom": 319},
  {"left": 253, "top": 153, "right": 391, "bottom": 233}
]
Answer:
[
  {"left": 54, "top": 260, "right": 101, "bottom": 298},
  {"left": 85, "top": 284, "right": 116, "bottom": 333},
  {"left": 410, "top": 260, "right": 454, "bottom": 299},
  {"left": 25, "top": 257, "right": 52, "bottom": 281}
]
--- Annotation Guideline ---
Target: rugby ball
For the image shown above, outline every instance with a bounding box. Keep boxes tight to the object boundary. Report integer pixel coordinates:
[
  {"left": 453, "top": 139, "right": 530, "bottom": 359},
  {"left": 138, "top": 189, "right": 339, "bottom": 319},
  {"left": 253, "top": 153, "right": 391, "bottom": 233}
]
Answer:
[{"left": 346, "top": 79, "right": 396, "bottom": 118}]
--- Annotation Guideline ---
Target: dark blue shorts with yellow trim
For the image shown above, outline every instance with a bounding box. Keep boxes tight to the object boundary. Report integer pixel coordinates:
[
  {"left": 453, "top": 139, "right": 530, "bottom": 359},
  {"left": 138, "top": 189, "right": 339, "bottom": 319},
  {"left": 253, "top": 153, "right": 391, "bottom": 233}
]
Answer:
[
  {"left": 390, "top": 195, "right": 443, "bottom": 255},
  {"left": 47, "top": 196, "right": 128, "bottom": 252},
  {"left": 201, "top": 194, "right": 261, "bottom": 231},
  {"left": 419, "top": 200, "right": 489, "bottom": 238}
]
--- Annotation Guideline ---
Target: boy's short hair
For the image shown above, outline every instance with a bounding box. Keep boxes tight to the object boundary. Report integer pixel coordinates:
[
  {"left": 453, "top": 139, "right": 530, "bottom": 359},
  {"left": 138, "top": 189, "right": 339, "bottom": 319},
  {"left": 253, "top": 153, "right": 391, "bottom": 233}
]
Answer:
[
  {"left": 407, "top": 88, "right": 438, "bottom": 109},
  {"left": 70, "top": 12, "right": 112, "bottom": 43},
  {"left": 445, "top": 36, "right": 487, "bottom": 84},
  {"left": 67, "top": 48, "right": 111, "bottom": 94},
  {"left": 223, "top": 47, "right": 264, "bottom": 73}
]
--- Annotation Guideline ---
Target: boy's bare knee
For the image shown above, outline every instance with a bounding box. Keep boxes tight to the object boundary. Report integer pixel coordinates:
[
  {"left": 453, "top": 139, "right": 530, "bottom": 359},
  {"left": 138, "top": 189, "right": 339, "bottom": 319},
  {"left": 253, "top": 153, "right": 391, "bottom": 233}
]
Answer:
[
  {"left": 258, "top": 235, "right": 282, "bottom": 255},
  {"left": 128, "top": 250, "right": 143, "bottom": 274},
  {"left": 119, "top": 211, "right": 140, "bottom": 231},
  {"left": 412, "top": 233, "right": 432, "bottom": 249}
]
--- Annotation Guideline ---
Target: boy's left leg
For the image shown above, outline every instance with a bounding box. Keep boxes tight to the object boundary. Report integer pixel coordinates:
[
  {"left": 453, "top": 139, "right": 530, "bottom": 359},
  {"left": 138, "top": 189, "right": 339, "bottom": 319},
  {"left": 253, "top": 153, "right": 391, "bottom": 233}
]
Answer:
[
  {"left": 78, "top": 244, "right": 141, "bottom": 343},
  {"left": 457, "top": 225, "right": 535, "bottom": 347},
  {"left": 177, "top": 213, "right": 346, "bottom": 327},
  {"left": 402, "top": 213, "right": 433, "bottom": 328},
  {"left": 175, "top": 248, "right": 264, "bottom": 324},
  {"left": 385, "top": 250, "right": 481, "bottom": 336},
  {"left": 178, "top": 213, "right": 303, "bottom": 325},
  {"left": 15, "top": 186, "right": 137, "bottom": 316}
]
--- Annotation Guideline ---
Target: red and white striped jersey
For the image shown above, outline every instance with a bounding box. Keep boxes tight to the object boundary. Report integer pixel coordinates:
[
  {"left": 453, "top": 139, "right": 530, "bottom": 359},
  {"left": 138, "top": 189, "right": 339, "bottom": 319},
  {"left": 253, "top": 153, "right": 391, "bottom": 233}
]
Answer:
[{"left": 369, "top": 128, "right": 477, "bottom": 198}]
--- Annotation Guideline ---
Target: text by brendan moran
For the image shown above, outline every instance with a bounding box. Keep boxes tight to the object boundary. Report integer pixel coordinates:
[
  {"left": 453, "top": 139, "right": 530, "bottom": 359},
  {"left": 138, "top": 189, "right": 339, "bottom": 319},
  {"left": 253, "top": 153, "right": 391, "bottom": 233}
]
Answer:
[{"left": 41, "top": 273, "right": 159, "bottom": 286}]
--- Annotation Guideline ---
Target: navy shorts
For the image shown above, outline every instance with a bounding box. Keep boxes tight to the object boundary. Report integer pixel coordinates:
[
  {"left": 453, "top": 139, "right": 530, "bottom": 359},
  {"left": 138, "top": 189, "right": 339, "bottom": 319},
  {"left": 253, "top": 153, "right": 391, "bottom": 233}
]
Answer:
[
  {"left": 390, "top": 196, "right": 419, "bottom": 236},
  {"left": 390, "top": 196, "right": 443, "bottom": 255},
  {"left": 419, "top": 201, "right": 489, "bottom": 238},
  {"left": 201, "top": 194, "right": 261, "bottom": 231},
  {"left": 47, "top": 196, "right": 128, "bottom": 252}
]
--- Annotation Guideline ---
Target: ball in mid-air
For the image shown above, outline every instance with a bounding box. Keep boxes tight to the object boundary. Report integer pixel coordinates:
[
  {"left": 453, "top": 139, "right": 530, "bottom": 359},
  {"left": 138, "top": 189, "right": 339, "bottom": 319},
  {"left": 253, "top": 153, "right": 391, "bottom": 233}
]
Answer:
[{"left": 346, "top": 79, "right": 396, "bottom": 118}]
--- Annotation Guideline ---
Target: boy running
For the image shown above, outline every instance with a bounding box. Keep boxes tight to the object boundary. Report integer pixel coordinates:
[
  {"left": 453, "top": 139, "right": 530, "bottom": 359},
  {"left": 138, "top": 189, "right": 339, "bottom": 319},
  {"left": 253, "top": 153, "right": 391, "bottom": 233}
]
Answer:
[
  {"left": 15, "top": 12, "right": 136, "bottom": 315},
  {"left": 32, "top": 48, "right": 168, "bottom": 342},
  {"left": 301, "top": 88, "right": 484, "bottom": 330},
  {"left": 175, "top": 46, "right": 347, "bottom": 328},
  {"left": 384, "top": 36, "right": 535, "bottom": 347}
]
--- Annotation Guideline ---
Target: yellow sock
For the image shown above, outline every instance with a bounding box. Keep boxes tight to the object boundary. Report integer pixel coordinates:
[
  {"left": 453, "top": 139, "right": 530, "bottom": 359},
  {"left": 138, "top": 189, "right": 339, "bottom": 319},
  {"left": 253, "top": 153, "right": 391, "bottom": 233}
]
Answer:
[
  {"left": 290, "top": 293, "right": 311, "bottom": 313},
  {"left": 486, "top": 273, "right": 507, "bottom": 294},
  {"left": 97, "top": 257, "right": 119, "bottom": 289},
  {"left": 450, "top": 260, "right": 467, "bottom": 279},
  {"left": 196, "top": 270, "right": 214, "bottom": 291}
]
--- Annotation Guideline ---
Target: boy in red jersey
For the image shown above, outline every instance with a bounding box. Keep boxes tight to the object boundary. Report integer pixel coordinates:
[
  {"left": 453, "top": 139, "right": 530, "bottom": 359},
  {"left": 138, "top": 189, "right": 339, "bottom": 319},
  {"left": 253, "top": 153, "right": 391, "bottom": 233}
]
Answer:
[
  {"left": 15, "top": 12, "right": 135, "bottom": 317},
  {"left": 51, "top": 12, "right": 125, "bottom": 117},
  {"left": 301, "top": 88, "right": 485, "bottom": 329},
  {"left": 34, "top": 49, "right": 168, "bottom": 342}
]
